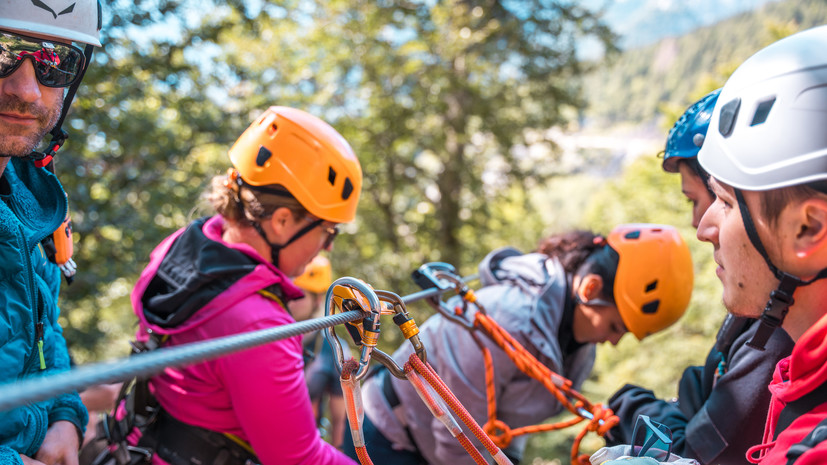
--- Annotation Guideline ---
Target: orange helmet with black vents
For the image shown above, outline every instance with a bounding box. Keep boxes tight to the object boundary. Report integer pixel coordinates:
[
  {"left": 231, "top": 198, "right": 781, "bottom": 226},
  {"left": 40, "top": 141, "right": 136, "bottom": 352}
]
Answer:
[
  {"left": 228, "top": 106, "right": 362, "bottom": 223},
  {"left": 608, "top": 224, "right": 694, "bottom": 340}
]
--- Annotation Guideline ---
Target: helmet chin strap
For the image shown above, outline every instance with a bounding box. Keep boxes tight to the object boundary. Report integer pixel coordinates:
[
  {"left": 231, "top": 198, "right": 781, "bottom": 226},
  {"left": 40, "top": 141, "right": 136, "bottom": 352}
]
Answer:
[
  {"left": 734, "top": 188, "right": 827, "bottom": 350},
  {"left": 28, "top": 44, "right": 95, "bottom": 168},
  {"left": 251, "top": 217, "right": 323, "bottom": 269}
]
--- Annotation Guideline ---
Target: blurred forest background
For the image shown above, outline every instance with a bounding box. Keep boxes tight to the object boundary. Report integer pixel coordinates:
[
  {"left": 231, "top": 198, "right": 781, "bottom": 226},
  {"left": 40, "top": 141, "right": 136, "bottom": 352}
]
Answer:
[{"left": 50, "top": 0, "right": 827, "bottom": 462}]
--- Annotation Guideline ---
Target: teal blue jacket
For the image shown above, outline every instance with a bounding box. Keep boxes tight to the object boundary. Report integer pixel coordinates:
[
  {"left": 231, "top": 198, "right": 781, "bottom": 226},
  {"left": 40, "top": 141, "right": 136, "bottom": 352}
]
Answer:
[{"left": 0, "top": 158, "right": 87, "bottom": 465}]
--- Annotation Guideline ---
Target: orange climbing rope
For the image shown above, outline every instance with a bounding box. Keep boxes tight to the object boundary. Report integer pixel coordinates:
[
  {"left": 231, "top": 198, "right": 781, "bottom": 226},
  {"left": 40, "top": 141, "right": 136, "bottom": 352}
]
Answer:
[
  {"left": 340, "top": 359, "right": 374, "bottom": 465},
  {"left": 462, "top": 288, "right": 619, "bottom": 465},
  {"left": 406, "top": 355, "right": 513, "bottom": 465},
  {"left": 404, "top": 361, "right": 490, "bottom": 465},
  {"left": 329, "top": 278, "right": 511, "bottom": 465}
]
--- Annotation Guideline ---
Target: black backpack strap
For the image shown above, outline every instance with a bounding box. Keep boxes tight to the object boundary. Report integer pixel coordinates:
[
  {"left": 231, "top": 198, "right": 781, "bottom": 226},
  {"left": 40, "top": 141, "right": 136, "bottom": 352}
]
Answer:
[
  {"left": 786, "top": 416, "right": 827, "bottom": 465},
  {"left": 774, "top": 378, "right": 827, "bottom": 441}
]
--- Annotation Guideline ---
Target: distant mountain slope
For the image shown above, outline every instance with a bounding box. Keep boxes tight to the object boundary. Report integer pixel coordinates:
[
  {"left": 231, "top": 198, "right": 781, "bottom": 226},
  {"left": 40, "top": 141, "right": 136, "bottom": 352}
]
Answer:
[
  {"left": 583, "top": 0, "right": 827, "bottom": 131},
  {"left": 599, "top": 0, "right": 780, "bottom": 49}
]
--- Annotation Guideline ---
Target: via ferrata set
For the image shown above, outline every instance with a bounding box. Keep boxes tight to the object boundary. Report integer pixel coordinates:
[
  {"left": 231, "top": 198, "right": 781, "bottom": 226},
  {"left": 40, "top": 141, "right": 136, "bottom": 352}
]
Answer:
[{"left": 324, "top": 263, "right": 620, "bottom": 465}]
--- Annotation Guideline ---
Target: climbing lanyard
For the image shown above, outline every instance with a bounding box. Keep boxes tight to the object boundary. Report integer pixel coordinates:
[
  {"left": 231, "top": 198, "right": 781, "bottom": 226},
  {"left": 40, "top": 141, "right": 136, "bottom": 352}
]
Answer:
[
  {"left": 413, "top": 262, "right": 619, "bottom": 465},
  {"left": 324, "top": 277, "right": 513, "bottom": 465}
]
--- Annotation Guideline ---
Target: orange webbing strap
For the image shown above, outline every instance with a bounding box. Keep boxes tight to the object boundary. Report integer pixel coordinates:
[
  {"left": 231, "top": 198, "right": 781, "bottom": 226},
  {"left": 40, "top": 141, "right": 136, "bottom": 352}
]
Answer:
[
  {"left": 472, "top": 311, "right": 619, "bottom": 461},
  {"left": 340, "top": 359, "right": 374, "bottom": 465},
  {"left": 473, "top": 333, "right": 500, "bottom": 440},
  {"left": 407, "top": 354, "right": 514, "bottom": 465}
]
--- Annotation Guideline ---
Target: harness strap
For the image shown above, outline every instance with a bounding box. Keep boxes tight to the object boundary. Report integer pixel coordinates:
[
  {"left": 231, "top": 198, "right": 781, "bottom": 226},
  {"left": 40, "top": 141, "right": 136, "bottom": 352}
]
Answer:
[
  {"left": 98, "top": 286, "right": 287, "bottom": 465},
  {"left": 145, "top": 409, "right": 259, "bottom": 465},
  {"left": 786, "top": 416, "right": 827, "bottom": 465},
  {"left": 257, "top": 288, "right": 285, "bottom": 308},
  {"left": 773, "top": 377, "right": 827, "bottom": 441}
]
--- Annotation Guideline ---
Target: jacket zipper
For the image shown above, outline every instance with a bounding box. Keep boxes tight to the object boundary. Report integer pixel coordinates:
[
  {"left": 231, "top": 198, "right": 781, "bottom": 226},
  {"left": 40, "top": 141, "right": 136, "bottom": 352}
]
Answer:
[{"left": 18, "top": 224, "right": 46, "bottom": 372}]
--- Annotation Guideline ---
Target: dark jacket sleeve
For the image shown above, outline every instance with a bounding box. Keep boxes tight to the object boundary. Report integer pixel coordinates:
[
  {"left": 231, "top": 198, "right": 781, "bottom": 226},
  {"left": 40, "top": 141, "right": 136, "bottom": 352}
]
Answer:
[
  {"left": 605, "top": 383, "right": 690, "bottom": 450},
  {"left": 606, "top": 320, "right": 793, "bottom": 465},
  {"left": 678, "top": 322, "right": 792, "bottom": 465}
]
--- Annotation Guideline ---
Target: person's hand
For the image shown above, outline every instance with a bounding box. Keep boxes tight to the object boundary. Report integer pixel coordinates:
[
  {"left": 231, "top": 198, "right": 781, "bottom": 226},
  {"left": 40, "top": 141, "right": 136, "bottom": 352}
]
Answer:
[
  {"left": 19, "top": 454, "right": 47, "bottom": 465},
  {"left": 34, "top": 421, "right": 80, "bottom": 465}
]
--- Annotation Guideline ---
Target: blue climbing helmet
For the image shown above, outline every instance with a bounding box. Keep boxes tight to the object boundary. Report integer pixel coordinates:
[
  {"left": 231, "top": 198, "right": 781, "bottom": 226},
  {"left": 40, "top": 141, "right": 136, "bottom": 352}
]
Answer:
[{"left": 662, "top": 89, "right": 721, "bottom": 173}]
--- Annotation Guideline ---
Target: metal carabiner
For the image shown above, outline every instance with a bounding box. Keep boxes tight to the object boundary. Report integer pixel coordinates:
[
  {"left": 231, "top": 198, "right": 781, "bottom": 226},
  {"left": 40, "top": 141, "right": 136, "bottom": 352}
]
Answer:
[
  {"left": 324, "top": 277, "right": 382, "bottom": 381},
  {"left": 434, "top": 270, "right": 486, "bottom": 314},
  {"left": 412, "top": 262, "right": 476, "bottom": 330},
  {"left": 367, "top": 290, "right": 427, "bottom": 379}
]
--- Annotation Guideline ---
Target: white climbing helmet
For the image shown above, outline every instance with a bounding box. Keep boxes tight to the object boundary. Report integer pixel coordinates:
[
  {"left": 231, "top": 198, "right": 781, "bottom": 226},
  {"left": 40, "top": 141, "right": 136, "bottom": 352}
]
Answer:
[
  {"left": 698, "top": 25, "right": 827, "bottom": 191},
  {"left": 0, "top": 0, "right": 102, "bottom": 46}
]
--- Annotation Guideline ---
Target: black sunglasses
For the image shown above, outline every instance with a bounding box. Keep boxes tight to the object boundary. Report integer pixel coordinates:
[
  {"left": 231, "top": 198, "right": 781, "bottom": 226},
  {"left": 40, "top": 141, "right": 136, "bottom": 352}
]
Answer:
[
  {"left": 0, "top": 32, "right": 85, "bottom": 88},
  {"left": 321, "top": 224, "right": 339, "bottom": 249}
]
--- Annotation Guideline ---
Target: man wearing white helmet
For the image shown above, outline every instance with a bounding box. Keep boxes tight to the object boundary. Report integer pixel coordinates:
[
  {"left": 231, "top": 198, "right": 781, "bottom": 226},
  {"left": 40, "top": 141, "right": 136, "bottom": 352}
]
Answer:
[
  {"left": 0, "top": 1, "right": 101, "bottom": 465},
  {"left": 694, "top": 24, "right": 827, "bottom": 464},
  {"left": 590, "top": 25, "right": 827, "bottom": 465}
]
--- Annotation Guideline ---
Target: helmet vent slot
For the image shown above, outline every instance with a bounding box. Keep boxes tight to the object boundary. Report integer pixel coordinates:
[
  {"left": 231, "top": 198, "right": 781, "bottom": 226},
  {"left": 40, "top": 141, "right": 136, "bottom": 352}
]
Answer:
[
  {"left": 328, "top": 167, "right": 337, "bottom": 185},
  {"left": 750, "top": 97, "right": 776, "bottom": 126},
  {"left": 624, "top": 230, "right": 641, "bottom": 240},
  {"left": 342, "top": 178, "right": 354, "bottom": 200},
  {"left": 256, "top": 146, "right": 272, "bottom": 167},
  {"left": 645, "top": 280, "right": 658, "bottom": 293},
  {"left": 718, "top": 98, "right": 741, "bottom": 137},
  {"left": 642, "top": 300, "right": 660, "bottom": 314}
]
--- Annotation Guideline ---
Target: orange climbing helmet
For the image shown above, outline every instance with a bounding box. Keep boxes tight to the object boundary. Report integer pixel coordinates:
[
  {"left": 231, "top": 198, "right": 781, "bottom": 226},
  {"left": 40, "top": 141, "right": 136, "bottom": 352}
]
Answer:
[
  {"left": 607, "top": 224, "right": 694, "bottom": 340},
  {"left": 228, "top": 106, "right": 362, "bottom": 223},
  {"left": 293, "top": 255, "right": 333, "bottom": 294}
]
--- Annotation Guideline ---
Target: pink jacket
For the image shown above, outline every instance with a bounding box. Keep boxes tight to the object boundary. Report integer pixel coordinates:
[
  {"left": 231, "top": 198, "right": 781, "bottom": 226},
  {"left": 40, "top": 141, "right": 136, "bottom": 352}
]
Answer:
[
  {"left": 131, "top": 215, "right": 356, "bottom": 465},
  {"left": 747, "top": 311, "right": 827, "bottom": 464}
]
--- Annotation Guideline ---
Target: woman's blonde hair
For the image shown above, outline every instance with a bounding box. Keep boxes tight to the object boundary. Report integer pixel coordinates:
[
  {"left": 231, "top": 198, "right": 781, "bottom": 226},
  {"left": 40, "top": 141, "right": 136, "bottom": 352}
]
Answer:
[{"left": 206, "top": 170, "right": 309, "bottom": 226}]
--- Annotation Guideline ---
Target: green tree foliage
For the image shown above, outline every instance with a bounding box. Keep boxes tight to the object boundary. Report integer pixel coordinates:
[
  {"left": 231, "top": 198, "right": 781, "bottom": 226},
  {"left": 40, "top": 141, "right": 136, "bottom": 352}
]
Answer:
[
  {"left": 209, "top": 0, "right": 618, "bottom": 297},
  {"left": 56, "top": 1, "right": 257, "bottom": 360},
  {"left": 584, "top": 0, "right": 827, "bottom": 130},
  {"left": 57, "top": 1, "right": 616, "bottom": 362}
]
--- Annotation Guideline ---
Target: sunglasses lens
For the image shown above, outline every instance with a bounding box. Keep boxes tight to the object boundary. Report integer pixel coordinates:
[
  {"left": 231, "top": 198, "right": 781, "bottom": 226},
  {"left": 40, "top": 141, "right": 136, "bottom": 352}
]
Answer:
[
  {"left": 0, "top": 33, "right": 84, "bottom": 87},
  {"left": 323, "top": 227, "right": 339, "bottom": 249}
]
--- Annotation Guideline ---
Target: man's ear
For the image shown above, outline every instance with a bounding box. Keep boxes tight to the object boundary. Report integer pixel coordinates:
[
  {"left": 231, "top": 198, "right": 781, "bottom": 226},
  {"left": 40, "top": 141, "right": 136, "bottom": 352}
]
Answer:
[
  {"left": 792, "top": 197, "right": 827, "bottom": 260},
  {"left": 577, "top": 274, "right": 604, "bottom": 302}
]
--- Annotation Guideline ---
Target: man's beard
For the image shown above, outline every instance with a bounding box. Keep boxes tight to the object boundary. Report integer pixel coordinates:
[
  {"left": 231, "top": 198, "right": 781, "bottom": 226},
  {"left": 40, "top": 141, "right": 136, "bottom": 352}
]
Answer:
[{"left": 0, "top": 94, "right": 62, "bottom": 157}]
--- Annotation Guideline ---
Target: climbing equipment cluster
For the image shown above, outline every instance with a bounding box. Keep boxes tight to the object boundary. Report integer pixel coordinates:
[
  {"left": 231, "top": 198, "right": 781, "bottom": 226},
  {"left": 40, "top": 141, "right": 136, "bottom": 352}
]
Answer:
[
  {"left": 413, "top": 263, "right": 619, "bottom": 465},
  {"left": 324, "top": 277, "right": 514, "bottom": 465},
  {"left": 2, "top": 260, "right": 628, "bottom": 465}
]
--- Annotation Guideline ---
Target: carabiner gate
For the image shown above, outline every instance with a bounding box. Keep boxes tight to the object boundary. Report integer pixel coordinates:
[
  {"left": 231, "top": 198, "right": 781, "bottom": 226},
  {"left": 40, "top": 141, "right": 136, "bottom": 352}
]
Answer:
[{"left": 324, "top": 277, "right": 382, "bottom": 381}]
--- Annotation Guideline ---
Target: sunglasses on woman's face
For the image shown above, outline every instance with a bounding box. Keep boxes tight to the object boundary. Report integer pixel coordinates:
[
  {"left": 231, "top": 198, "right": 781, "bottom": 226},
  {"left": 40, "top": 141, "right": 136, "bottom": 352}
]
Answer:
[
  {"left": 0, "top": 31, "right": 85, "bottom": 88},
  {"left": 321, "top": 224, "right": 339, "bottom": 250}
]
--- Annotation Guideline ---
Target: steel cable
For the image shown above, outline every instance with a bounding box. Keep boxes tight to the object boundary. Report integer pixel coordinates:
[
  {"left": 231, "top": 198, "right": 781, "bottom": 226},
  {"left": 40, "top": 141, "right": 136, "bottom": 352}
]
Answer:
[{"left": 0, "top": 274, "right": 477, "bottom": 413}]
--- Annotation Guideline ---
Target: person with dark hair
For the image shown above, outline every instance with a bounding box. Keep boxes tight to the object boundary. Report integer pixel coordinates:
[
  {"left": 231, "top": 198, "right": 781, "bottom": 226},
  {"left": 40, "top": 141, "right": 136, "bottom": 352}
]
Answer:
[
  {"left": 594, "top": 24, "right": 827, "bottom": 465},
  {"left": 604, "top": 90, "right": 794, "bottom": 465},
  {"left": 342, "top": 224, "right": 695, "bottom": 465}
]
